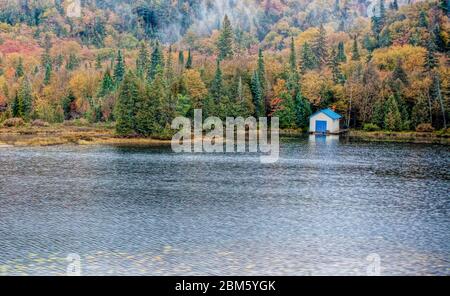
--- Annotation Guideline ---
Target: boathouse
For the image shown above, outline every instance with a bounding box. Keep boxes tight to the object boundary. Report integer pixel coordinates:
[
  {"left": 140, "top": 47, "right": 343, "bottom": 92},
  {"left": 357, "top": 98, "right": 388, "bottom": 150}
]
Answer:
[{"left": 309, "top": 108, "right": 342, "bottom": 134}]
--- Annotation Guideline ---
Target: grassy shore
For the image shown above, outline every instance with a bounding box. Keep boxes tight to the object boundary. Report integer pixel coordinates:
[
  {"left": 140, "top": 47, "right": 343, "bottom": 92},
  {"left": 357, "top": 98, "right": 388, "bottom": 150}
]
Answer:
[
  {"left": 348, "top": 130, "right": 450, "bottom": 145},
  {"left": 1, "top": 122, "right": 449, "bottom": 147},
  {"left": 0, "top": 122, "right": 172, "bottom": 147}
]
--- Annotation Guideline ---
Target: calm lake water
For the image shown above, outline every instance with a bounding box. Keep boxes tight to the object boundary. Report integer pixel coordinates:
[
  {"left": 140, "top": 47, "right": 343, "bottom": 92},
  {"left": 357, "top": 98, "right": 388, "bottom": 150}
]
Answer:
[{"left": 0, "top": 136, "right": 449, "bottom": 275}]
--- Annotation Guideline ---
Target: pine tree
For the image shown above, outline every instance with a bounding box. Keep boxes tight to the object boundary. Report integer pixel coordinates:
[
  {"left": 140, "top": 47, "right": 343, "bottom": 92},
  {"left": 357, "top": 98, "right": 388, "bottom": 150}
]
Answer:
[
  {"left": 432, "top": 24, "right": 446, "bottom": 52},
  {"left": 67, "top": 53, "right": 80, "bottom": 71},
  {"left": 424, "top": 40, "right": 438, "bottom": 72},
  {"left": 274, "top": 92, "right": 297, "bottom": 129},
  {"left": 62, "top": 89, "right": 76, "bottom": 120},
  {"left": 185, "top": 48, "right": 192, "bottom": 69},
  {"left": 136, "top": 42, "right": 149, "bottom": 78},
  {"left": 16, "top": 58, "right": 24, "bottom": 78},
  {"left": 95, "top": 55, "right": 102, "bottom": 70},
  {"left": 294, "top": 92, "right": 311, "bottom": 128},
  {"left": 44, "top": 62, "right": 52, "bottom": 85},
  {"left": 148, "top": 42, "right": 164, "bottom": 81},
  {"left": 379, "top": 0, "right": 386, "bottom": 27},
  {"left": 98, "top": 69, "right": 114, "bottom": 97},
  {"left": 250, "top": 70, "right": 264, "bottom": 118},
  {"left": 384, "top": 95, "right": 402, "bottom": 131},
  {"left": 372, "top": 99, "right": 386, "bottom": 128},
  {"left": 312, "top": 24, "right": 328, "bottom": 66},
  {"left": 351, "top": 38, "right": 360, "bottom": 61},
  {"left": 418, "top": 10, "right": 428, "bottom": 28},
  {"left": 430, "top": 72, "right": 447, "bottom": 129},
  {"left": 286, "top": 37, "right": 301, "bottom": 98},
  {"left": 257, "top": 48, "right": 266, "bottom": 94},
  {"left": 114, "top": 50, "right": 125, "bottom": 85},
  {"left": 210, "top": 59, "right": 223, "bottom": 103},
  {"left": 337, "top": 41, "right": 347, "bottom": 63},
  {"left": 178, "top": 50, "right": 185, "bottom": 66},
  {"left": 330, "top": 48, "right": 345, "bottom": 84},
  {"left": 17, "top": 77, "right": 33, "bottom": 121},
  {"left": 115, "top": 71, "right": 139, "bottom": 135},
  {"left": 392, "top": 58, "right": 408, "bottom": 85},
  {"left": 411, "top": 96, "right": 430, "bottom": 129},
  {"left": 300, "top": 42, "right": 318, "bottom": 72},
  {"left": 391, "top": 0, "right": 399, "bottom": 10},
  {"left": 217, "top": 15, "right": 234, "bottom": 60}
]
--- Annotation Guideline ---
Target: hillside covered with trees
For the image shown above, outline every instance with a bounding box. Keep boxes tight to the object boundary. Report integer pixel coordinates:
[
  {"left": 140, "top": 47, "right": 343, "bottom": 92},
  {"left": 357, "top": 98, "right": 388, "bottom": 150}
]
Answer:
[{"left": 0, "top": 0, "right": 448, "bottom": 137}]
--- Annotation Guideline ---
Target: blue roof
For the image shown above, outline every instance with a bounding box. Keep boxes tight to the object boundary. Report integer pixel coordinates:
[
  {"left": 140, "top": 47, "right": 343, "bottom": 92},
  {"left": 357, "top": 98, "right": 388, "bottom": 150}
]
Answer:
[{"left": 311, "top": 108, "right": 342, "bottom": 120}]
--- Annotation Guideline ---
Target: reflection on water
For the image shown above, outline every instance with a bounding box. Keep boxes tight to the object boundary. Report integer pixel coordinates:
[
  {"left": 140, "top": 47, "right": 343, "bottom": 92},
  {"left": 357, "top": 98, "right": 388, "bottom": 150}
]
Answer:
[{"left": 0, "top": 137, "right": 449, "bottom": 275}]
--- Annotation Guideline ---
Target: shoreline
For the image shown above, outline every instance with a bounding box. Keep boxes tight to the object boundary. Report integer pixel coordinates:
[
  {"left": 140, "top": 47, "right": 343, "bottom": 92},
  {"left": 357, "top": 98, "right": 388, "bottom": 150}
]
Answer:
[{"left": 0, "top": 125, "right": 449, "bottom": 147}]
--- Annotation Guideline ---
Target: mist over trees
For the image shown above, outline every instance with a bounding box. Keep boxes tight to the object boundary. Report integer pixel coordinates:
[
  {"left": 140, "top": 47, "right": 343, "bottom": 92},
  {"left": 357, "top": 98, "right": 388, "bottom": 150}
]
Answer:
[{"left": 0, "top": 0, "right": 448, "bottom": 136}]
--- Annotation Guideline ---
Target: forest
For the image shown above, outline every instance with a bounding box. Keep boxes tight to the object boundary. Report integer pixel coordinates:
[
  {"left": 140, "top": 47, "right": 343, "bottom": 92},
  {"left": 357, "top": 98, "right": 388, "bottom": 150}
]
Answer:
[{"left": 0, "top": 0, "right": 448, "bottom": 137}]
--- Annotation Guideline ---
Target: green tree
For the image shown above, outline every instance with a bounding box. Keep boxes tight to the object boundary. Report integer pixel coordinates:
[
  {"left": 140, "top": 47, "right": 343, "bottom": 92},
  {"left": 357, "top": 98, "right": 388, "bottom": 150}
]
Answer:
[
  {"left": 136, "top": 42, "right": 149, "bottom": 78},
  {"left": 424, "top": 40, "right": 438, "bottom": 72},
  {"left": 210, "top": 60, "right": 223, "bottom": 103},
  {"left": 98, "top": 69, "right": 115, "bottom": 97},
  {"left": 114, "top": 50, "right": 125, "bottom": 85},
  {"left": 274, "top": 92, "right": 297, "bottom": 129},
  {"left": 384, "top": 95, "right": 402, "bottom": 131},
  {"left": 62, "top": 89, "right": 76, "bottom": 120},
  {"left": 330, "top": 48, "right": 345, "bottom": 84},
  {"left": 418, "top": 10, "right": 428, "bottom": 28},
  {"left": 287, "top": 37, "right": 300, "bottom": 95},
  {"left": 148, "top": 42, "right": 164, "bottom": 81},
  {"left": 294, "top": 92, "right": 311, "bottom": 128},
  {"left": 411, "top": 96, "right": 430, "bottom": 129},
  {"left": 337, "top": 41, "right": 347, "bottom": 63},
  {"left": 300, "top": 42, "right": 318, "bottom": 72},
  {"left": 312, "top": 24, "right": 328, "bottom": 66},
  {"left": 17, "top": 77, "right": 33, "bottom": 121},
  {"left": 16, "top": 58, "right": 24, "bottom": 78},
  {"left": 392, "top": 58, "right": 408, "bottom": 85},
  {"left": 217, "top": 15, "right": 234, "bottom": 60},
  {"left": 351, "top": 38, "right": 360, "bottom": 61},
  {"left": 250, "top": 70, "right": 264, "bottom": 118},
  {"left": 67, "top": 53, "right": 80, "bottom": 71},
  {"left": 43, "top": 62, "right": 51, "bottom": 85},
  {"left": 178, "top": 50, "right": 185, "bottom": 67},
  {"left": 372, "top": 99, "right": 386, "bottom": 128},
  {"left": 115, "top": 71, "right": 139, "bottom": 135},
  {"left": 430, "top": 72, "right": 447, "bottom": 129},
  {"left": 185, "top": 48, "right": 192, "bottom": 69}
]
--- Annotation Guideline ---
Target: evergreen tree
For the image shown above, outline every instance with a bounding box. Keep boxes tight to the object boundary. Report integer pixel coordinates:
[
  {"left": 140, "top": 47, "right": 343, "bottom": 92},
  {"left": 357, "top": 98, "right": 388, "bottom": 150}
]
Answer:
[
  {"left": 257, "top": 48, "right": 266, "bottom": 94},
  {"left": 312, "top": 24, "right": 328, "bottom": 66},
  {"left": 185, "top": 48, "right": 193, "bottom": 69},
  {"left": 351, "top": 38, "right": 360, "bottom": 61},
  {"left": 391, "top": 0, "right": 399, "bottom": 10},
  {"left": 67, "top": 53, "right": 80, "bottom": 71},
  {"left": 217, "top": 15, "right": 234, "bottom": 60},
  {"left": 62, "top": 89, "right": 76, "bottom": 120},
  {"left": 294, "top": 92, "right": 311, "bottom": 128},
  {"left": 16, "top": 58, "right": 24, "bottom": 78},
  {"left": 114, "top": 50, "right": 125, "bottom": 85},
  {"left": 136, "top": 42, "right": 149, "bottom": 78},
  {"left": 411, "top": 96, "right": 430, "bottom": 129},
  {"left": 250, "top": 70, "right": 264, "bottom": 118},
  {"left": 384, "top": 95, "right": 402, "bottom": 131},
  {"left": 178, "top": 50, "right": 185, "bottom": 66},
  {"left": 300, "top": 42, "right": 318, "bottom": 72},
  {"left": 115, "top": 71, "right": 139, "bottom": 135},
  {"left": 12, "top": 93, "right": 20, "bottom": 118},
  {"left": 274, "top": 92, "right": 297, "bottom": 129},
  {"left": 95, "top": 55, "right": 102, "bottom": 70},
  {"left": 372, "top": 99, "right": 386, "bottom": 128},
  {"left": 430, "top": 72, "right": 447, "bottom": 129},
  {"left": 432, "top": 24, "right": 446, "bottom": 52},
  {"left": 98, "top": 69, "right": 114, "bottom": 97},
  {"left": 17, "top": 77, "right": 33, "bottom": 121},
  {"left": 418, "top": 10, "right": 428, "bottom": 28},
  {"left": 148, "top": 42, "right": 164, "bottom": 81},
  {"left": 392, "top": 58, "right": 408, "bottom": 85},
  {"left": 379, "top": 0, "right": 386, "bottom": 27},
  {"left": 210, "top": 60, "right": 223, "bottom": 103},
  {"left": 379, "top": 29, "right": 392, "bottom": 47},
  {"left": 337, "top": 41, "right": 347, "bottom": 63},
  {"left": 330, "top": 48, "right": 345, "bottom": 84},
  {"left": 44, "top": 62, "right": 51, "bottom": 85},
  {"left": 424, "top": 40, "right": 438, "bottom": 72},
  {"left": 287, "top": 37, "right": 301, "bottom": 97}
]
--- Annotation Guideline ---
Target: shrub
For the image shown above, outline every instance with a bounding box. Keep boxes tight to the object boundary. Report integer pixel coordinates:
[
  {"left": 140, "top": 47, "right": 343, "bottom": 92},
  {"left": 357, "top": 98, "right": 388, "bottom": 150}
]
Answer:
[
  {"left": 415, "top": 123, "right": 434, "bottom": 133},
  {"left": 3, "top": 117, "right": 25, "bottom": 127},
  {"left": 31, "top": 119, "right": 50, "bottom": 127},
  {"left": 363, "top": 123, "right": 380, "bottom": 132}
]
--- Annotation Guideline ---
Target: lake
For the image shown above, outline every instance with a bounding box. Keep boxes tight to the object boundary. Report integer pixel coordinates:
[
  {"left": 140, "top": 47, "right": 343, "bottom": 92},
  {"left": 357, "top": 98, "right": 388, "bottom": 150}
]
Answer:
[{"left": 0, "top": 136, "right": 449, "bottom": 275}]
